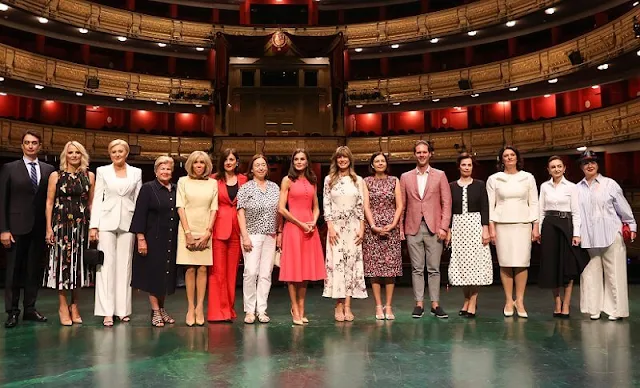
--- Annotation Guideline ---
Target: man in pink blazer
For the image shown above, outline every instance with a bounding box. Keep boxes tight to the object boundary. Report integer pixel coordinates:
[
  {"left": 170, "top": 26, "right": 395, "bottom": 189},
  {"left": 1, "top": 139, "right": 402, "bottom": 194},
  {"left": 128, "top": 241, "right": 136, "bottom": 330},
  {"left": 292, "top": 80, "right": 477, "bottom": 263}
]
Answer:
[{"left": 400, "top": 140, "right": 452, "bottom": 318}]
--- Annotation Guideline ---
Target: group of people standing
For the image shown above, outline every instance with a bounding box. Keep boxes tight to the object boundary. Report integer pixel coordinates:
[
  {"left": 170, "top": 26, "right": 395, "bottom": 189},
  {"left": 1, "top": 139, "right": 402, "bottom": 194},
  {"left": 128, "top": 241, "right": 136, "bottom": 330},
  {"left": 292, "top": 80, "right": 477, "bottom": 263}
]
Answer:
[{"left": 0, "top": 130, "right": 636, "bottom": 328}]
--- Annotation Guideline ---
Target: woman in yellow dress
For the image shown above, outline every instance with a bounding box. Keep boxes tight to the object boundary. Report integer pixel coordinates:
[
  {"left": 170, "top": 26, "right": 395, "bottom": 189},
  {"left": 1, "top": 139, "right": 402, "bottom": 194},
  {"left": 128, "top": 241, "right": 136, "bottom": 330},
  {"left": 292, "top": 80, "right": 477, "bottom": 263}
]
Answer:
[{"left": 177, "top": 151, "right": 218, "bottom": 326}]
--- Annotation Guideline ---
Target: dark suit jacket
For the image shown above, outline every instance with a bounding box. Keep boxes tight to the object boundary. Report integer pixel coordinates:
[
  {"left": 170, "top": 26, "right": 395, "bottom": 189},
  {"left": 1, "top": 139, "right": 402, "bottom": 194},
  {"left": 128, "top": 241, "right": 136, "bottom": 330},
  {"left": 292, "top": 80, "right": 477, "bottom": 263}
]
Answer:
[{"left": 0, "top": 159, "right": 55, "bottom": 236}]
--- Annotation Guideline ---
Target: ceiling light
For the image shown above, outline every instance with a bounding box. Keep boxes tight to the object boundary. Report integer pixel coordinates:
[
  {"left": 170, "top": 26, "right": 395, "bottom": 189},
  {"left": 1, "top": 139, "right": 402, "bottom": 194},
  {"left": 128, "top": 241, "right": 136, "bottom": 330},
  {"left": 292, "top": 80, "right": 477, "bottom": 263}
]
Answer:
[
  {"left": 454, "top": 106, "right": 462, "bottom": 110},
  {"left": 430, "top": 38, "right": 439, "bottom": 44},
  {"left": 93, "top": 106, "right": 100, "bottom": 109},
  {"left": 355, "top": 104, "right": 363, "bottom": 108},
  {"left": 509, "top": 87, "right": 518, "bottom": 91},
  {"left": 591, "top": 85, "right": 599, "bottom": 89},
  {"left": 156, "top": 101, "right": 164, "bottom": 105},
  {"left": 597, "top": 63, "right": 609, "bottom": 70},
  {"left": 506, "top": 20, "right": 516, "bottom": 27},
  {"left": 237, "top": 57, "right": 245, "bottom": 60},
  {"left": 78, "top": 28, "right": 88, "bottom": 34},
  {"left": 195, "top": 104, "right": 202, "bottom": 108},
  {"left": 634, "top": 1, "right": 639, "bottom": 6},
  {"left": 577, "top": 146, "right": 587, "bottom": 152},
  {"left": 391, "top": 44, "right": 400, "bottom": 49},
  {"left": 545, "top": 7, "right": 556, "bottom": 15},
  {"left": 467, "top": 31, "right": 477, "bottom": 36},
  {"left": 471, "top": 93, "right": 479, "bottom": 97},
  {"left": 117, "top": 36, "right": 127, "bottom": 42},
  {"left": 355, "top": 48, "right": 363, "bottom": 52},
  {"left": 0, "top": 92, "right": 6, "bottom": 96},
  {"left": 0, "top": 4, "right": 9, "bottom": 12},
  {"left": 37, "top": 17, "right": 48, "bottom": 24},
  {"left": 637, "top": 49, "right": 640, "bottom": 56},
  {"left": 432, "top": 98, "right": 440, "bottom": 102},
  {"left": 548, "top": 78, "right": 558, "bottom": 84},
  {"left": 0, "top": 76, "right": 4, "bottom": 82},
  {"left": 75, "top": 92, "right": 83, "bottom": 97},
  {"left": 34, "top": 84, "right": 44, "bottom": 90},
  {"left": 196, "top": 47, "right": 205, "bottom": 52},
  {"left": 315, "top": 57, "right": 323, "bottom": 60},
  {"left": 157, "top": 43, "right": 167, "bottom": 47},
  {"left": 116, "top": 97, "right": 124, "bottom": 101},
  {"left": 392, "top": 102, "right": 401, "bottom": 106},
  {"left": 544, "top": 94, "right": 551, "bottom": 98}
]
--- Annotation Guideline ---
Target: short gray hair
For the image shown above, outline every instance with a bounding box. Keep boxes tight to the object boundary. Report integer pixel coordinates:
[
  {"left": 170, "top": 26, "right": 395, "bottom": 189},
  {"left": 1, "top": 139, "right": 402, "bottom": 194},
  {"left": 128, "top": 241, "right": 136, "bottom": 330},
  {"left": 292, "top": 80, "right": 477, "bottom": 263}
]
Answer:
[{"left": 154, "top": 156, "right": 174, "bottom": 172}]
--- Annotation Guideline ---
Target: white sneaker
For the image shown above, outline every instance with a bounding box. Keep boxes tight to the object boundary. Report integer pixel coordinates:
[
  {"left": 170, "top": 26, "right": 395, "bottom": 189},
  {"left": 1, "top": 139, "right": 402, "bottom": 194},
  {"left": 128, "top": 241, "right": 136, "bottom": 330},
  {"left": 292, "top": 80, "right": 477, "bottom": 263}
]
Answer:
[{"left": 590, "top": 313, "right": 601, "bottom": 320}]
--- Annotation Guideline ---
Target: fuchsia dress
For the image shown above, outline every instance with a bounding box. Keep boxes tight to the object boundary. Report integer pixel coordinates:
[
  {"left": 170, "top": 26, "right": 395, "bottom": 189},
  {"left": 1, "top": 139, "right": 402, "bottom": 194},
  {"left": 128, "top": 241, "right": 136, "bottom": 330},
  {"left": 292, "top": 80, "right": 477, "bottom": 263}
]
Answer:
[{"left": 279, "top": 178, "right": 326, "bottom": 282}]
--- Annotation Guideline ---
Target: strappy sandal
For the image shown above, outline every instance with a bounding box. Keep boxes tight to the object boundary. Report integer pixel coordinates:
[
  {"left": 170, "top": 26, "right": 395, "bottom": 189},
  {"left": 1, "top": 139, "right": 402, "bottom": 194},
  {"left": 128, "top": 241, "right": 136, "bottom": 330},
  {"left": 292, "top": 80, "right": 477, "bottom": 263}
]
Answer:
[
  {"left": 103, "top": 317, "right": 114, "bottom": 327},
  {"left": 384, "top": 305, "right": 395, "bottom": 320},
  {"left": 159, "top": 308, "right": 175, "bottom": 324},
  {"left": 375, "top": 305, "right": 385, "bottom": 320},
  {"left": 118, "top": 316, "right": 131, "bottom": 323},
  {"left": 151, "top": 310, "right": 165, "bottom": 327},
  {"left": 344, "top": 308, "right": 355, "bottom": 322},
  {"left": 334, "top": 306, "right": 345, "bottom": 322}
]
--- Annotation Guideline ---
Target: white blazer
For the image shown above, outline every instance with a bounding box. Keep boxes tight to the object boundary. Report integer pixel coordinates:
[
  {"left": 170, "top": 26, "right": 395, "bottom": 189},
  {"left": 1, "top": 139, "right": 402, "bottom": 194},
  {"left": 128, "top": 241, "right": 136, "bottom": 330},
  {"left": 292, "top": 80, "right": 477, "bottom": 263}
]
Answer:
[
  {"left": 90, "top": 163, "right": 142, "bottom": 231},
  {"left": 486, "top": 170, "right": 538, "bottom": 224}
]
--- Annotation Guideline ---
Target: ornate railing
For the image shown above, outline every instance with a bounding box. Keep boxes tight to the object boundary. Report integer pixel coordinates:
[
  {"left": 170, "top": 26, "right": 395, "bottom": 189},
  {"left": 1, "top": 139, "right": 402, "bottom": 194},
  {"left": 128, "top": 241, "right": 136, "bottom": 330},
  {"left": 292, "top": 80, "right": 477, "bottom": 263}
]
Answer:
[
  {"left": 10, "top": 0, "right": 559, "bottom": 46},
  {"left": 0, "top": 43, "right": 212, "bottom": 103},
  {"left": 2, "top": 97, "right": 639, "bottom": 161},
  {"left": 347, "top": 8, "right": 639, "bottom": 104}
]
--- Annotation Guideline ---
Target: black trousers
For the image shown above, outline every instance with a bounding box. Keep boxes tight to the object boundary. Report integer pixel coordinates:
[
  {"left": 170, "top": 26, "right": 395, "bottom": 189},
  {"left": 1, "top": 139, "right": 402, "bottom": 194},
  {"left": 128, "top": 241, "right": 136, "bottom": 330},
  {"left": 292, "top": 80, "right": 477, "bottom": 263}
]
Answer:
[{"left": 4, "top": 230, "right": 45, "bottom": 314}]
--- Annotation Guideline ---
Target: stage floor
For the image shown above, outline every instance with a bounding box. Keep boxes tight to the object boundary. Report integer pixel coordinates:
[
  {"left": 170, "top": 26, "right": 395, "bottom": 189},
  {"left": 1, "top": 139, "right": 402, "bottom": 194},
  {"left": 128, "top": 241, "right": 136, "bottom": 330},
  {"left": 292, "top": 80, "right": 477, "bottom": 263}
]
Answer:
[{"left": 0, "top": 285, "right": 638, "bottom": 387}]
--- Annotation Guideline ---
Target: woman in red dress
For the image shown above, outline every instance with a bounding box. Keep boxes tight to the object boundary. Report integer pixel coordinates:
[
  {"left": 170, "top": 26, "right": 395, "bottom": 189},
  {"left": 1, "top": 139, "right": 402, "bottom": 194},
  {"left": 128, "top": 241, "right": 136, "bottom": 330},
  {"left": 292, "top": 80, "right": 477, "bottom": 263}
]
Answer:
[
  {"left": 278, "top": 149, "right": 326, "bottom": 325},
  {"left": 208, "top": 148, "right": 247, "bottom": 322}
]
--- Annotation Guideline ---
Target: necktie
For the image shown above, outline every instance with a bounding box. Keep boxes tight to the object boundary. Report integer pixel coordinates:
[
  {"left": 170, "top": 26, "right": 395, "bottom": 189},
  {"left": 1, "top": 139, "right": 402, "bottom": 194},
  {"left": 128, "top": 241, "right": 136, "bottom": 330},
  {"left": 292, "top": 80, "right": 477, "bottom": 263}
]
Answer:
[{"left": 29, "top": 162, "right": 38, "bottom": 191}]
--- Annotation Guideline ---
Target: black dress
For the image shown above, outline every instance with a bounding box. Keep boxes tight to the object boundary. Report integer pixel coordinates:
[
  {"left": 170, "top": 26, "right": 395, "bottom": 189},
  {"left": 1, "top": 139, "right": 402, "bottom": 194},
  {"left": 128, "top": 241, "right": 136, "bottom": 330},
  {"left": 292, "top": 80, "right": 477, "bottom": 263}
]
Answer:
[{"left": 130, "top": 179, "right": 179, "bottom": 296}]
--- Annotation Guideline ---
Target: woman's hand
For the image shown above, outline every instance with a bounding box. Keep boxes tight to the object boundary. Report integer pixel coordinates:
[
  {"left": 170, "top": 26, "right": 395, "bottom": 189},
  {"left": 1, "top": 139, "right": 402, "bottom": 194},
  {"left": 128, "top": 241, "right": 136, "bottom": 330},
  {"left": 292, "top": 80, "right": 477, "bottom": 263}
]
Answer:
[
  {"left": 276, "top": 233, "right": 282, "bottom": 249},
  {"left": 571, "top": 236, "right": 581, "bottom": 246},
  {"left": 481, "top": 227, "right": 490, "bottom": 246},
  {"left": 89, "top": 228, "right": 99, "bottom": 242},
  {"left": 531, "top": 224, "right": 541, "bottom": 244},
  {"left": 444, "top": 230, "right": 452, "bottom": 248},
  {"left": 137, "top": 237, "right": 148, "bottom": 256},
  {"left": 631, "top": 232, "right": 637, "bottom": 243},
  {"left": 299, "top": 221, "right": 314, "bottom": 234},
  {"left": 355, "top": 228, "right": 364, "bottom": 245},
  {"left": 185, "top": 232, "right": 196, "bottom": 251},
  {"left": 195, "top": 230, "right": 211, "bottom": 250},
  {"left": 242, "top": 234, "right": 253, "bottom": 252},
  {"left": 45, "top": 228, "right": 55, "bottom": 245},
  {"left": 328, "top": 226, "right": 339, "bottom": 246}
]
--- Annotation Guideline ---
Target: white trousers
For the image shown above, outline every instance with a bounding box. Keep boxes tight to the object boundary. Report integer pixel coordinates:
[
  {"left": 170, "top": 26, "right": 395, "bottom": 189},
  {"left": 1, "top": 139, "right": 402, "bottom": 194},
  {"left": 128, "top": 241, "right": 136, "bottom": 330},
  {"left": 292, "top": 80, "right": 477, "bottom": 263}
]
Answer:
[
  {"left": 581, "top": 234, "right": 629, "bottom": 318},
  {"left": 94, "top": 229, "right": 134, "bottom": 317},
  {"left": 242, "top": 234, "right": 275, "bottom": 314}
]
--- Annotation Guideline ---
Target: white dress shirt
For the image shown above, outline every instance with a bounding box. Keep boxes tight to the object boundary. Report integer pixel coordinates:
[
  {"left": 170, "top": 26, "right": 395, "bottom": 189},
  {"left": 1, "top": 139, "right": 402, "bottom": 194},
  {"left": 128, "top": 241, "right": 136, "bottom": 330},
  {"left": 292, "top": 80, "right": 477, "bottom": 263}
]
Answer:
[
  {"left": 539, "top": 177, "right": 580, "bottom": 237},
  {"left": 22, "top": 156, "right": 41, "bottom": 184},
  {"left": 416, "top": 167, "right": 429, "bottom": 199}
]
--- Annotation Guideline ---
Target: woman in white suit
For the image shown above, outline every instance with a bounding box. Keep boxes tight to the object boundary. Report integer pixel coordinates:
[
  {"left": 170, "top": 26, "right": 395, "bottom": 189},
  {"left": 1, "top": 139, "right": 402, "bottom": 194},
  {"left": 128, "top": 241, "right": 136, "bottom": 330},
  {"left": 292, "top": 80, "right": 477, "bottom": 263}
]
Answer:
[
  {"left": 487, "top": 146, "right": 539, "bottom": 319},
  {"left": 89, "top": 139, "right": 142, "bottom": 327}
]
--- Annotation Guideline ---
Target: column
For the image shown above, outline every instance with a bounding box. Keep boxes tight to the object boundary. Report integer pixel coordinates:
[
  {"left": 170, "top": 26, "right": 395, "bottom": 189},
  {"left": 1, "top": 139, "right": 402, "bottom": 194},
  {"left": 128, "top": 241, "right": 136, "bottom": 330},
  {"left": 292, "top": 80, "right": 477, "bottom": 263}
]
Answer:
[
  {"left": 169, "top": 4, "right": 178, "bottom": 18},
  {"left": 422, "top": 53, "right": 431, "bottom": 72},
  {"left": 125, "top": 51, "right": 134, "bottom": 72},
  {"left": 308, "top": 0, "right": 318, "bottom": 26},
  {"left": 379, "top": 5, "right": 386, "bottom": 21},
  {"left": 421, "top": 0, "right": 429, "bottom": 13},
  {"left": 206, "top": 49, "right": 216, "bottom": 80},
  {"left": 551, "top": 26, "right": 561, "bottom": 46},
  {"left": 464, "top": 46, "right": 474, "bottom": 66},
  {"left": 211, "top": 8, "right": 220, "bottom": 23},
  {"left": 594, "top": 12, "right": 608, "bottom": 28},
  {"left": 508, "top": 38, "right": 517, "bottom": 57},
  {"left": 380, "top": 58, "right": 389, "bottom": 77},
  {"left": 240, "top": 0, "right": 251, "bottom": 25},
  {"left": 81, "top": 44, "right": 90, "bottom": 65},
  {"left": 338, "top": 10, "right": 345, "bottom": 24},
  {"left": 168, "top": 57, "right": 176, "bottom": 76},
  {"left": 343, "top": 50, "right": 351, "bottom": 80},
  {"left": 126, "top": 0, "right": 135, "bottom": 11},
  {"left": 35, "top": 35, "right": 45, "bottom": 54}
]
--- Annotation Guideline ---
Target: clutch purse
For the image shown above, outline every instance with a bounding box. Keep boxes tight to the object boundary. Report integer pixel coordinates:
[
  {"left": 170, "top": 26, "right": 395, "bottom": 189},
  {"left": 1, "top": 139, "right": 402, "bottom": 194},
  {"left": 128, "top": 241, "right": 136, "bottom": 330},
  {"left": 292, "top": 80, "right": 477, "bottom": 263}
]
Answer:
[
  {"left": 273, "top": 248, "right": 281, "bottom": 268},
  {"left": 622, "top": 224, "right": 632, "bottom": 243},
  {"left": 84, "top": 241, "right": 104, "bottom": 266}
]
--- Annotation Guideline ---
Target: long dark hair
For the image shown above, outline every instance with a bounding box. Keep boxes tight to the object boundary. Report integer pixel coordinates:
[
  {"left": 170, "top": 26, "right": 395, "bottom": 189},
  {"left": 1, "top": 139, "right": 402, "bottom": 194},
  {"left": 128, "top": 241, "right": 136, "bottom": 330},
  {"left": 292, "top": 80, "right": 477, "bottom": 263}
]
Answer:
[
  {"left": 215, "top": 148, "right": 239, "bottom": 181},
  {"left": 287, "top": 148, "right": 317, "bottom": 185}
]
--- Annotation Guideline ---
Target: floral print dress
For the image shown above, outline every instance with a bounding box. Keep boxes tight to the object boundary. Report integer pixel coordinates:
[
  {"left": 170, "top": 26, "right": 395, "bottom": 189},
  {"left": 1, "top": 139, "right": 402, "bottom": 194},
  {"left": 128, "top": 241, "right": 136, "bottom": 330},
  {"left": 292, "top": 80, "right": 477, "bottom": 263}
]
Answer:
[
  {"left": 322, "top": 175, "right": 368, "bottom": 299},
  {"left": 43, "top": 171, "right": 93, "bottom": 289}
]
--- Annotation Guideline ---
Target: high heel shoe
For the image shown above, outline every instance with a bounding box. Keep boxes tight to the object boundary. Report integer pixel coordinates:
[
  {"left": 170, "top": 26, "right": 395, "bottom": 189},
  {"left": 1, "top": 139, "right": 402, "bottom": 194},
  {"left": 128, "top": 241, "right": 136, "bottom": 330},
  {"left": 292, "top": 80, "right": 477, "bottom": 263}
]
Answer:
[
  {"left": 186, "top": 309, "right": 196, "bottom": 327},
  {"left": 375, "top": 305, "right": 385, "bottom": 320},
  {"left": 195, "top": 308, "right": 205, "bottom": 326},
  {"left": 290, "top": 310, "right": 304, "bottom": 325},
  {"left": 69, "top": 304, "right": 82, "bottom": 324},
  {"left": 344, "top": 308, "right": 355, "bottom": 322},
  {"left": 514, "top": 303, "right": 528, "bottom": 318},
  {"left": 59, "top": 307, "right": 72, "bottom": 326},
  {"left": 384, "top": 305, "right": 395, "bottom": 320},
  {"left": 503, "top": 306, "right": 514, "bottom": 317},
  {"left": 334, "top": 306, "right": 345, "bottom": 322}
]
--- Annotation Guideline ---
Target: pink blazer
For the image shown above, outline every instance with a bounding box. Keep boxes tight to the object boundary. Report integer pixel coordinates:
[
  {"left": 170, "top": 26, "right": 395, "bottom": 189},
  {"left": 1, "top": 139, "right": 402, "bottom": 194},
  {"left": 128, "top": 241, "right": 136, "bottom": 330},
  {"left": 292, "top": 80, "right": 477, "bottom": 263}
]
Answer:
[{"left": 400, "top": 167, "right": 452, "bottom": 236}]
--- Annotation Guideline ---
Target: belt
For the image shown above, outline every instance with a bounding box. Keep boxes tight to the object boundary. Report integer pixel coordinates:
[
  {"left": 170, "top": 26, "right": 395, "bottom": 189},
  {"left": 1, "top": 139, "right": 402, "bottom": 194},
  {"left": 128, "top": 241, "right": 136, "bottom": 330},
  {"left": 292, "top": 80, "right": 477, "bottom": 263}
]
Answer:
[{"left": 544, "top": 211, "right": 571, "bottom": 219}]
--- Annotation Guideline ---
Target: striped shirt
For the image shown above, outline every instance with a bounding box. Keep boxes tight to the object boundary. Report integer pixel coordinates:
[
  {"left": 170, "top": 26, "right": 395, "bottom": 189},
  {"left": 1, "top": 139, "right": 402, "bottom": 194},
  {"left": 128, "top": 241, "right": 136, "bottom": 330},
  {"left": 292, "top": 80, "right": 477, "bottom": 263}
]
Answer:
[{"left": 576, "top": 174, "right": 636, "bottom": 248}]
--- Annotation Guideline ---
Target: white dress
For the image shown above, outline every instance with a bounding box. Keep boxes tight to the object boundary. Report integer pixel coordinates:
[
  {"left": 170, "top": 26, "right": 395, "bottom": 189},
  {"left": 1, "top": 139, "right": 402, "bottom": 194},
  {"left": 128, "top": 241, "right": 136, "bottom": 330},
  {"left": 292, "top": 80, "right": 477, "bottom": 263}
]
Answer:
[{"left": 449, "top": 184, "right": 493, "bottom": 286}]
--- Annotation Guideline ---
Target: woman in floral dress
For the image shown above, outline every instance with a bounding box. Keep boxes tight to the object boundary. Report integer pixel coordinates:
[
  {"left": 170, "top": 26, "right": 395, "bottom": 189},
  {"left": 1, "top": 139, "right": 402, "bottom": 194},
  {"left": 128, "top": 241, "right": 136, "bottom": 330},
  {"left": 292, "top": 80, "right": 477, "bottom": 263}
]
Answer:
[
  {"left": 323, "top": 146, "right": 367, "bottom": 321},
  {"left": 363, "top": 152, "right": 403, "bottom": 320},
  {"left": 44, "top": 141, "right": 95, "bottom": 326}
]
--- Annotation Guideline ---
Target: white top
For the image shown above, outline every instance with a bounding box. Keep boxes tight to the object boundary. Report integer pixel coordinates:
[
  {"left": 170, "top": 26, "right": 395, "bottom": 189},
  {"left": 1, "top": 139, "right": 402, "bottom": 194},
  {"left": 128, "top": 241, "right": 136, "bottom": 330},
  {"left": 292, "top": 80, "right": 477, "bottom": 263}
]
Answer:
[
  {"left": 416, "top": 167, "right": 429, "bottom": 199},
  {"left": 22, "top": 156, "right": 41, "bottom": 184},
  {"left": 486, "top": 170, "right": 538, "bottom": 223},
  {"left": 539, "top": 177, "right": 580, "bottom": 237}
]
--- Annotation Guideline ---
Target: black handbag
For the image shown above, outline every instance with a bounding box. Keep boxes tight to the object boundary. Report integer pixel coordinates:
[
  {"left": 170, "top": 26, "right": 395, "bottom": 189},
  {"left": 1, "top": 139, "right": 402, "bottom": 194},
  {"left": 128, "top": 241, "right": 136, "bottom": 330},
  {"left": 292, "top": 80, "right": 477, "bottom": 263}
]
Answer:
[{"left": 84, "top": 241, "right": 104, "bottom": 266}]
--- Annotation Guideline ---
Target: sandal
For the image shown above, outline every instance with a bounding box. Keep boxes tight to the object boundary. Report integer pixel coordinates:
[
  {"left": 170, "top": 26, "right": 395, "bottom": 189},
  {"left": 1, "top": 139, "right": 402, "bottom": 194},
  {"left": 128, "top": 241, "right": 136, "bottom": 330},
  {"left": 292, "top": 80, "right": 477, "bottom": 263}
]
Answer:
[
  {"left": 151, "top": 310, "right": 165, "bottom": 327},
  {"left": 118, "top": 316, "right": 131, "bottom": 323},
  {"left": 257, "top": 312, "right": 271, "bottom": 323},
  {"left": 344, "top": 308, "right": 355, "bottom": 322},
  {"left": 159, "top": 308, "right": 175, "bottom": 324},
  {"left": 384, "top": 305, "right": 395, "bottom": 320},
  {"left": 69, "top": 304, "right": 83, "bottom": 324},
  {"left": 375, "top": 305, "right": 385, "bottom": 320},
  {"left": 103, "top": 317, "right": 114, "bottom": 327},
  {"left": 334, "top": 306, "right": 345, "bottom": 322}
]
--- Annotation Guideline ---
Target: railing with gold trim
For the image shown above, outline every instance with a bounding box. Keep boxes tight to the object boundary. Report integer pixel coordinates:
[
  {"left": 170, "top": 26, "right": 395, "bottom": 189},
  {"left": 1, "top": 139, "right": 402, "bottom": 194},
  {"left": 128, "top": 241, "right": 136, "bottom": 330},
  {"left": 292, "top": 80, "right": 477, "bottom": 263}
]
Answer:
[
  {"left": 2, "top": 98, "right": 639, "bottom": 161},
  {"left": 0, "top": 43, "right": 212, "bottom": 103},
  {"left": 347, "top": 8, "right": 640, "bottom": 104},
  {"left": 10, "top": 0, "right": 559, "bottom": 47}
]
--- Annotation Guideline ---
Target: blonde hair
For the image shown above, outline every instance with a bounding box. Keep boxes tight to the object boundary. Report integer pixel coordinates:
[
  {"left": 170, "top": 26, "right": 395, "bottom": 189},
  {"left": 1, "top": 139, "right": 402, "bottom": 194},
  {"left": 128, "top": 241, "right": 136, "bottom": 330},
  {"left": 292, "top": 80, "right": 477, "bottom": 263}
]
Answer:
[
  {"left": 185, "top": 151, "right": 212, "bottom": 179},
  {"left": 328, "top": 146, "right": 357, "bottom": 188},
  {"left": 108, "top": 139, "right": 130, "bottom": 155},
  {"left": 154, "top": 155, "right": 174, "bottom": 172},
  {"left": 59, "top": 141, "right": 90, "bottom": 172}
]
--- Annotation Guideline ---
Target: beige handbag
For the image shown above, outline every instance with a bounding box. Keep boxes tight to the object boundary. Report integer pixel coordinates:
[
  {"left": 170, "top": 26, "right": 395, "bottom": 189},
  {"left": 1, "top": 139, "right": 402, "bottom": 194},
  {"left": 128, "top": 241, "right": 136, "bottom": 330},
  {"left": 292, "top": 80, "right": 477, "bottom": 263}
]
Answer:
[{"left": 273, "top": 248, "right": 281, "bottom": 267}]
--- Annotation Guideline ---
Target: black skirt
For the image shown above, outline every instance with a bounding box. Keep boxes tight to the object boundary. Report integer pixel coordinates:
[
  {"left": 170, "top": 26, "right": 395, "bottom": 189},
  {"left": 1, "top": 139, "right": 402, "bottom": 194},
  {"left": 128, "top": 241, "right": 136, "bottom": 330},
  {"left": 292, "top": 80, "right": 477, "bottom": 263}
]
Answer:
[{"left": 538, "top": 215, "right": 590, "bottom": 288}]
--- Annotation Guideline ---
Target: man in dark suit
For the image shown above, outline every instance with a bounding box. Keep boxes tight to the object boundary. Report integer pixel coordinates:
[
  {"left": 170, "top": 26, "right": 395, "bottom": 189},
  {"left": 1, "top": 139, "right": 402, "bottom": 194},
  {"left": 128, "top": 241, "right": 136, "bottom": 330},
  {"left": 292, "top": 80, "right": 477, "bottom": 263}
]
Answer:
[{"left": 0, "top": 130, "right": 55, "bottom": 328}]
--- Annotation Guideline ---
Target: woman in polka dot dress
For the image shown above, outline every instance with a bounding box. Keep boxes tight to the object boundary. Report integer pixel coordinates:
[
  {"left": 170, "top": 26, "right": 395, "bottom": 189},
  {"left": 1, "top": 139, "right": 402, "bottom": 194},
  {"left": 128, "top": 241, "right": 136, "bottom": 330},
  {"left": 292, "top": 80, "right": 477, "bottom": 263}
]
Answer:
[{"left": 446, "top": 153, "right": 493, "bottom": 318}]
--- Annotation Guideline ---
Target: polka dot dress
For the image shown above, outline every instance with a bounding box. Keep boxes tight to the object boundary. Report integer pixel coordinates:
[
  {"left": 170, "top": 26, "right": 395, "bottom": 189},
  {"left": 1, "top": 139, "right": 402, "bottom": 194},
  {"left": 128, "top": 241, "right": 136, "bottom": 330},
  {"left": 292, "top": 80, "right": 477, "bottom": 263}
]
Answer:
[{"left": 449, "top": 183, "right": 493, "bottom": 286}]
